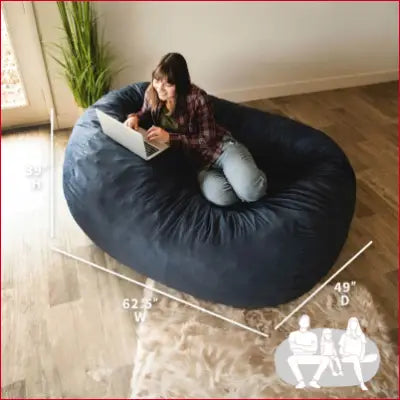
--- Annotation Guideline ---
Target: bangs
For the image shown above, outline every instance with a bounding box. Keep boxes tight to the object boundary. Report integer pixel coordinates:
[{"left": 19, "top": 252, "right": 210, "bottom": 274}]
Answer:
[{"left": 152, "top": 67, "right": 175, "bottom": 84}]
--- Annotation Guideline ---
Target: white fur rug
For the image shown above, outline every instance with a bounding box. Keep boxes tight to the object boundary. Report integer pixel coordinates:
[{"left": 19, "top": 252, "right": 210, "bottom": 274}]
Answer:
[{"left": 130, "top": 279, "right": 397, "bottom": 398}]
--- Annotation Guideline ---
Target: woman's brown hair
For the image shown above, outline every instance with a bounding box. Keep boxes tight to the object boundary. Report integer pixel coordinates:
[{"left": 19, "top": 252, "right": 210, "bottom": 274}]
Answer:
[{"left": 146, "top": 53, "right": 192, "bottom": 117}]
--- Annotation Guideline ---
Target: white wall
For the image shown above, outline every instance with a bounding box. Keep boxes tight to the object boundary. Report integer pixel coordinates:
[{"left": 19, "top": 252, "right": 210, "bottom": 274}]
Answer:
[{"left": 33, "top": 1, "right": 398, "bottom": 130}]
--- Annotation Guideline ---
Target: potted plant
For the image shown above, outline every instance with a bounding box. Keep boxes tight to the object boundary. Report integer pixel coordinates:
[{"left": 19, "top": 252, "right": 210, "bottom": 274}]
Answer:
[{"left": 47, "top": 1, "right": 125, "bottom": 114}]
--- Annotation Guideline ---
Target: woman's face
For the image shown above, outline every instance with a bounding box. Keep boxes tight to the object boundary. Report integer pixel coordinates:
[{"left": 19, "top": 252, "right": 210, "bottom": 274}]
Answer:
[
  {"left": 349, "top": 318, "right": 358, "bottom": 331},
  {"left": 152, "top": 77, "right": 176, "bottom": 101}
]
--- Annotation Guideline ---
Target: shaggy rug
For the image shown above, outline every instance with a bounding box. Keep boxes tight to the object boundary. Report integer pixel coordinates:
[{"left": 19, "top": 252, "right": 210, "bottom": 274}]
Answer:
[{"left": 130, "top": 278, "right": 397, "bottom": 398}]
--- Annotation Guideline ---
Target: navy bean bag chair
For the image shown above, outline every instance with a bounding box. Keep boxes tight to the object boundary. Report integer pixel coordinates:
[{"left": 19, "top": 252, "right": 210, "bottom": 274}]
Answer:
[{"left": 63, "top": 81, "right": 356, "bottom": 308}]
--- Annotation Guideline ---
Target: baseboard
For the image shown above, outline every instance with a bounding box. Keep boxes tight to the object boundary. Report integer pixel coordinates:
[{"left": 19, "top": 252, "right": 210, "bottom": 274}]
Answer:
[{"left": 215, "top": 69, "right": 398, "bottom": 103}]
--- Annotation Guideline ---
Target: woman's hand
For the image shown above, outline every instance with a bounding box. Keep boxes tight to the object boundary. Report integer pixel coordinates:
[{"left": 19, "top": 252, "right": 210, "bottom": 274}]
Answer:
[
  {"left": 124, "top": 113, "right": 140, "bottom": 130},
  {"left": 147, "top": 125, "right": 170, "bottom": 144}
]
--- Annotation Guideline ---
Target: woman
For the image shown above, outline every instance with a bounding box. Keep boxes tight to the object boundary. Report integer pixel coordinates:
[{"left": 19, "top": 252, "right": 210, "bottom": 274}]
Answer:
[
  {"left": 124, "top": 53, "right": 267, "bottom": 206},
  {"left": 339, "top": 317, "right": 377, "bottom": 391}
]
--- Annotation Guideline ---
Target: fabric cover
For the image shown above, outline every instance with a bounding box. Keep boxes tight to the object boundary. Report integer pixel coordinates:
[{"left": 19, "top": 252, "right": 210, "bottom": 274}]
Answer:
[{"left": 63, "top": 81, "right": 356, "bottom": 307}]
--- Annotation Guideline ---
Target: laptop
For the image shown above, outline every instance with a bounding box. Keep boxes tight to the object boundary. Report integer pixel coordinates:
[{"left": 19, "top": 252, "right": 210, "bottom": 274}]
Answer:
[{"left": 96, "top": 109, "right": 169, "bottom": 160}]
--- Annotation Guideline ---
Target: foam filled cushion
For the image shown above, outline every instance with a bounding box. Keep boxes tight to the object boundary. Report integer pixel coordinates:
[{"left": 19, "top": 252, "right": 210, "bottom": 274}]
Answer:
[{"left": 63, "top": 81, "right": 356, "bottom": 307}]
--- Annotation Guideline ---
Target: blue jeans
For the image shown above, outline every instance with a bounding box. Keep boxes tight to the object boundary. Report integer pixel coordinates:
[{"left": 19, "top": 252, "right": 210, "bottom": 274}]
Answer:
[{"left": 197, "top": 136, "right": 267, "bottom": 206}]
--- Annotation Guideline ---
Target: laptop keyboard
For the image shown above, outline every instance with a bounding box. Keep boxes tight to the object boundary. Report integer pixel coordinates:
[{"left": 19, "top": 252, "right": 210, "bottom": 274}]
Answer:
[{"left": 144, "top": 141, "right": 160, "bottom": 157}]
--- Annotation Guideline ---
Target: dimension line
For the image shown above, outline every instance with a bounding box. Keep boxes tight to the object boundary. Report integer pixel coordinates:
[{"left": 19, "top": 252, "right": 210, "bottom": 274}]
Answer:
[
  {"left": 49, "top": 108, "right": 55, "bottom": 238},
  {"left": 274, "top": 240, "right": 373, "bottom": 330},
  {"left": 51, "top": 246, "right": 270, "bottom": 339}
]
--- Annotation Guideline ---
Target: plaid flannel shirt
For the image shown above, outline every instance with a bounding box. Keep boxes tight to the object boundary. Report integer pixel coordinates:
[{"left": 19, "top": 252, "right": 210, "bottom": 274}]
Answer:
[{"left": 131, "top": 83, "right": 233, "bottom": 169}]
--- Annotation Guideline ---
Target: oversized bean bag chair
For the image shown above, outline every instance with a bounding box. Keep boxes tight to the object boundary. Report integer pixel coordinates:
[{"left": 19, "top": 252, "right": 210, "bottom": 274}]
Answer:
[{"left": 63, "top": 81, "right": 356, "bottom": 308}]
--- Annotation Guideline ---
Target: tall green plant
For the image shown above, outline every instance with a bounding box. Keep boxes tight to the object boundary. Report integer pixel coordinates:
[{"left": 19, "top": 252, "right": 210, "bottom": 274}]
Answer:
[{"left": 47, "top": 1, "right": 124, "bottom": 108}]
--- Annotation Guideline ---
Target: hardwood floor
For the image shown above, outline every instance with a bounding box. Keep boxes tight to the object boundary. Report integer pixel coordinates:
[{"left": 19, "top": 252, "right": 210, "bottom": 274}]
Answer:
[
  {"left": 2, "top": 127, "right": 148, "bottom": 398},
  {"left": 2, "top": 81, "right": 398, "bottom": 398}
]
